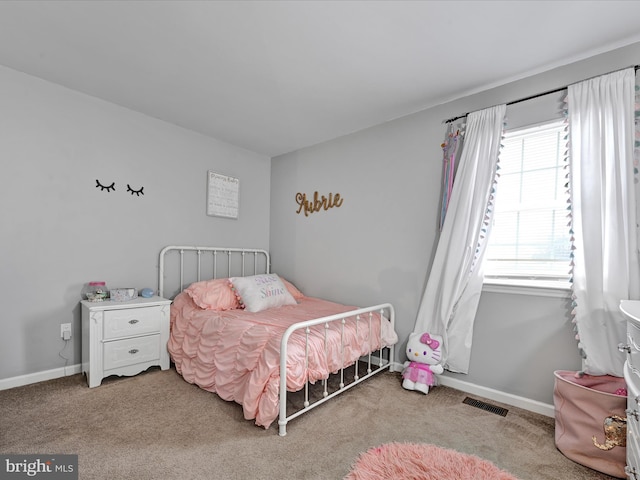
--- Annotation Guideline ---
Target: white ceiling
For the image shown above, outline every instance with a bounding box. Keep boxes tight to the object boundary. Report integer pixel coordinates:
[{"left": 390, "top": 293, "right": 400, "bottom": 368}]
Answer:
[{"left": 1, "top": 1, "right": 640, "bottom": 157}]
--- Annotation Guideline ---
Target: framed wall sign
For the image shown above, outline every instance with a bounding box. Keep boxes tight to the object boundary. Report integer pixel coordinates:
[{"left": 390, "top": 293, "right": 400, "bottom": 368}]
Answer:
[{"left": 207, "top": 171, "right": 239, "bottom": 219}]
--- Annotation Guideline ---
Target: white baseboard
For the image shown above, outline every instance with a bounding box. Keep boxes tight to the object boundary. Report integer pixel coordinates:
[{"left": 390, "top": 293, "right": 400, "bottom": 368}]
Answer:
[
  {"left": 3, "top": 363, "right": 555, "bottom": 419},
  {"left": 389, "top": 363, "right": 554, "bottom": 418},
  {"left": 438, "top": 375, "right": 555, "bottom": 418},
  {"left": 390, "top": 361, "right": 404, "bottom": 372},
  {"left": 0, "top": 364, "right": 82, "bottom": 391}
]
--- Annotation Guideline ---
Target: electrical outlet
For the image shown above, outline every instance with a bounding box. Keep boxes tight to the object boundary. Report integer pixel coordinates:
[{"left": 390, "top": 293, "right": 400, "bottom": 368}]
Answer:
[{"left": 61, "top": 323, "right": 72, "bottom": 340}]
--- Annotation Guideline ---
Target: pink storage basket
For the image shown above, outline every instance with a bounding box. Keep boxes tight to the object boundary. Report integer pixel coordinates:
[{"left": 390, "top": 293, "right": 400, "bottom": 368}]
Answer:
[{"left": 553, "top": 370, "right": 627, "bottom": 478}]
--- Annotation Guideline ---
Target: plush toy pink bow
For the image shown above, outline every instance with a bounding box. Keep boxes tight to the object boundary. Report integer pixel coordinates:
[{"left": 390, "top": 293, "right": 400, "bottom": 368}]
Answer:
[{"left": 420, "top": 333, "right": 440, "bottom": 350}]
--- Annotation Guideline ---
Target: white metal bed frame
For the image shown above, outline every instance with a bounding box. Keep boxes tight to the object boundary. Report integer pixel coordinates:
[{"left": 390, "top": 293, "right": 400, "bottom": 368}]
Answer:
[{"left": 158, "top": 245, "right": 395, "bottom": 436}]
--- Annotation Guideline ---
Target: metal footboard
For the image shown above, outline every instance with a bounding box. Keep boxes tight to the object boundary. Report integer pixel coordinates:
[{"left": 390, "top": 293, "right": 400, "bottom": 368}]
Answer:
[{"left": 278, "top": 303, "right": 395, "bottom": 436}]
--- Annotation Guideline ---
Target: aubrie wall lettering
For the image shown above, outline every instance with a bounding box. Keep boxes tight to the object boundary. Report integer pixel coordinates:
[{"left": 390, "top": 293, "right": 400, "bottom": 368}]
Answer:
[{"left": 296, "top": 191, "right": 344, "bottom": 216}]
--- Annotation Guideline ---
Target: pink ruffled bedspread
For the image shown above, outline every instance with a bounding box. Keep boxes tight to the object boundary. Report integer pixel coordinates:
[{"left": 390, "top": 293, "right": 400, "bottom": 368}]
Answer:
[{"left": 168, "top": 292, "right": 398, "bottom": 429}]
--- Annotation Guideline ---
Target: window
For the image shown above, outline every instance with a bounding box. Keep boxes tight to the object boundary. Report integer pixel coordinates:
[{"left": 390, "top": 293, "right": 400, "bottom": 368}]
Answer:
[{"left": 483, "top": 120, "right": 571, "bottom": 289}]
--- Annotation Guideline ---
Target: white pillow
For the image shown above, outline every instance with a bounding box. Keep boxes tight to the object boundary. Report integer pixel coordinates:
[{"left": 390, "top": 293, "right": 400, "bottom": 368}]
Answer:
[{"left": 229, "top": 274, "right": 297, "bottom": 313}]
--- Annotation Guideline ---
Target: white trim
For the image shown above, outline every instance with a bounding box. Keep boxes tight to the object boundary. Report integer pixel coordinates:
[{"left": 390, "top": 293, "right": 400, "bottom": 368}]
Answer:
[
  {"left": 390, "top": 361, "right": 404, "bottom": 373},
  {"left": 0, "top": 364, "right": 82, "bottom": 391},
  {"left": 504, "top": 119, "right": 567, "bottom": 138},
  {"left": 2, "top": 363, "right": 556, "bottom": 421},
  {"left": 483, "top": 280, "right": 571, "bottom": 298},
  {"left": 438, "top": 375, "right": 555, "bottom": 418}
]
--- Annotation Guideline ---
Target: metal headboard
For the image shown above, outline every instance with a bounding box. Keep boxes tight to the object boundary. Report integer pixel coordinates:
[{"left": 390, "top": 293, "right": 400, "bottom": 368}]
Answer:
[{"left": 158, "top": 246, "right": 270, "bottom": 299}]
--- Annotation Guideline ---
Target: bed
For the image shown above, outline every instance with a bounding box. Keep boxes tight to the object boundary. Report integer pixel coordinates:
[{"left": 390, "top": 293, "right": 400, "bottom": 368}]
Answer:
[{"left": 159, "top": 245, "right": 398, "bottom": 436}]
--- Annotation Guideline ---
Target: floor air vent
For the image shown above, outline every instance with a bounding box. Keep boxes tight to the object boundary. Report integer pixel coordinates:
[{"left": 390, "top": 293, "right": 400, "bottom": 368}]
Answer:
[{"left": 462, "top": 397, "right": 508, "bottom": 417}]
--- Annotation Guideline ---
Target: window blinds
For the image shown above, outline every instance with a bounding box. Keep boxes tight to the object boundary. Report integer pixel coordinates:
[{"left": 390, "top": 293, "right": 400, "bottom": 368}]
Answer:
[{"left": 484, "top": 120, "right": 571, "bottom": 283}]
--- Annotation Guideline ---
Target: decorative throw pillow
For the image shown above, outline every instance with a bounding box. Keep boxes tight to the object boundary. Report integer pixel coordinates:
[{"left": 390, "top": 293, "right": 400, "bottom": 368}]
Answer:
[
  {"left": 229, "top": 274, "right": 297, "bottom": 313},
  {"left": 184, "top": 278, "right": 240, "bottom": 311},
  {"left": 280, "top": 277, "right": 304, "bottom": 300}
]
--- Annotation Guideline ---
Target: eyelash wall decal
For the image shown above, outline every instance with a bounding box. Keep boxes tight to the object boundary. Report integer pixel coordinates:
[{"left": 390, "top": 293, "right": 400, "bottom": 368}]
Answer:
[
  {"left": 127, "top": 184, "right": 144, "bottom": 196},
  {"left": 96, "top": 179, "right": 115, "bottom": 192}
]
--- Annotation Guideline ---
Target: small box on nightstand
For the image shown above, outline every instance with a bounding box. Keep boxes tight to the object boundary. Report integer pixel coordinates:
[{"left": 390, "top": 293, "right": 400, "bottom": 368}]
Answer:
[{"left": 109, "top": 288, "right": 138, "bottom": 302}]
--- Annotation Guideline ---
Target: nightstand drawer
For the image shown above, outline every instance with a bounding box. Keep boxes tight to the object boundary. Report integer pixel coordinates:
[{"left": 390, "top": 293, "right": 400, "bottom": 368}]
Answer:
[
  {"left": 103, "top": 334, "right": 160, "bottom": 370},
  {"left": 103, "top": 306, "right": 162, "bottom": 340}
]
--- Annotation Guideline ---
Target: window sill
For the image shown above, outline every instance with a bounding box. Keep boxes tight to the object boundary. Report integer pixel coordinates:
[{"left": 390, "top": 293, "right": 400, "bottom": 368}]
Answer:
[{"left": 482, "top": 279, "right": 571, "bottom": 298}]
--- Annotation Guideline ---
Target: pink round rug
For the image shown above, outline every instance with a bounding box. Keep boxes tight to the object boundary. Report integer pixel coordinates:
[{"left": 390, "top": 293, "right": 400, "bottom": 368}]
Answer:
[{"left": 345, "top": 442, "right": 518, "bottom": 480}]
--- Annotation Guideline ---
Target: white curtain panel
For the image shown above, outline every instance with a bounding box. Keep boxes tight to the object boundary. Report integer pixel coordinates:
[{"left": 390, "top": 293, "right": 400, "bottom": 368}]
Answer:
[
  {"left": 414, "top": 104, "right": 506, "bottom": 374},
  {"left": 569, "top": 68, "right": 639, "bottom": 377}
]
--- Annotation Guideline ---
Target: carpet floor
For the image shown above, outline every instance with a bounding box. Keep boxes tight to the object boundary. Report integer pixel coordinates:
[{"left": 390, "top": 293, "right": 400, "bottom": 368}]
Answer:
[{"left": 0, "top": 367, "right": 618, "bottom": 480}]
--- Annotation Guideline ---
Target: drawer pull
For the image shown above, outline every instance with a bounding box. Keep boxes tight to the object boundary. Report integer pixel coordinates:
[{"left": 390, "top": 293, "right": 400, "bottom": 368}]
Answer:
[
  {"left": 128, "top": 349, "right": 139, "bottom": 355},
  {"left": 619, "top": 342, "right": 631, "bottom": 354},
  {"left": 128, "top": 319, "right": 139, "bottom": 325}
]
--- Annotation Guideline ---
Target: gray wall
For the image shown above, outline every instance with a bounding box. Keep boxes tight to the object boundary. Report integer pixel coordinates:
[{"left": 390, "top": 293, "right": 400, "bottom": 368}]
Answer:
[
  {"left": 0, "top": 65, "right": 271, "bottom": 381},
  {"left": 270, "top": 42, "right": 640, "bottom": 406}
]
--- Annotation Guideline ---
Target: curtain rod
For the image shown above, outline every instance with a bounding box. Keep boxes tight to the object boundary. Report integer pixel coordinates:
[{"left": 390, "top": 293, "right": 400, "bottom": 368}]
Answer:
[{"left": 443, "top": 64, "right": 640, "bottom": 124}]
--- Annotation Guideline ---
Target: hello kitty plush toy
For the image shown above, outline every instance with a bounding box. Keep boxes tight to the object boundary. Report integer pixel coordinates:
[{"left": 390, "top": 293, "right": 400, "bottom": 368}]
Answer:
[{"left": 402, "top": 332, "right": 444, "bottom": 394}]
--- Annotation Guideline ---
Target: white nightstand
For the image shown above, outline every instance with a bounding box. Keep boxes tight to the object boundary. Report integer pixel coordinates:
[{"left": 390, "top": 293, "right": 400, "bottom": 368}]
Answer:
[{"left": 81, "top": 295, "right": 171, "bottom": 388}]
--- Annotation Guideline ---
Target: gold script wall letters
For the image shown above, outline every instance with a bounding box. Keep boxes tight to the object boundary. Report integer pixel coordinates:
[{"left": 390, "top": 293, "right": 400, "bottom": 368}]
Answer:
[{"left": 296, "top": 191, "right": 344, "bottom": 216}]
